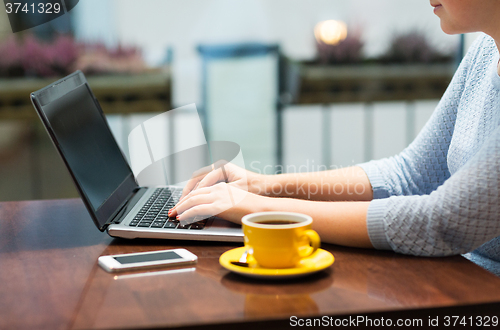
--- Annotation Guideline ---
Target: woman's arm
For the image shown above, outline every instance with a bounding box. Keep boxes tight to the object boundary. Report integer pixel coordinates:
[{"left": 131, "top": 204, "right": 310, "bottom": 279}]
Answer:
[
  {"left": 260, "top": 197, "right": 373, "bottom": 248},
  {"left": 173, "top": 124, "right": 500, "bottom": 256},
  {"left": 173, "top": 125, "right": 500, "bottom": 256},
  {"left": 177, "top": 161, "right": 373, "bottom": 202},
  {"left": 253, "top": 166, "right": 373, "bottom": 201},
  {"left": 172, "top": 182, "right": 373, "bottom": 248}
]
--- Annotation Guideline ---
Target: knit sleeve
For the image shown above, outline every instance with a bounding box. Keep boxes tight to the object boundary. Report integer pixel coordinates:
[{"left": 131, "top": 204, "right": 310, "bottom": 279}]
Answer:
[
  {"left": 357, "top": 36, "right": 485, "bottom": 199},
  {"left": 366, "top": 124, "right": 500, "bottom": 256}
]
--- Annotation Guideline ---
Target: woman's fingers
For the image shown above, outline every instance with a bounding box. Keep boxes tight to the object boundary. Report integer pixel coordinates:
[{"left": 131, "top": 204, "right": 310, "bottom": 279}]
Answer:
[
  {"left": 177, "top": 181, "right": 200, "bottom": 207},
  {"left": 178, "top": 162, "right": 237, "bottom": 204},
  {"left": 179, "top": 164, "right": 214, "bottom": 200},
  {"left": 173, "top": 183, "right": 236, "bottom": 220},
  {"left": 173, "top": 182, "right": 255, "bottom": 224},
  {"left": 175, "top": 191, "right": 212, "bottom": 215},
  {"left": 179, "top": 161, "right": 232, "bottom": 200},
  {"left": 169, "top": 186, "right": 212, "bottom": 216},
  {"left": 196, "top": 167, "right": 226, "bottom": 189},
  {"left": 180, "top": 176, "right": 203, "bottom": 201},
  {"left": 177, "top": 204, "right": 216, "bottom": 223}
]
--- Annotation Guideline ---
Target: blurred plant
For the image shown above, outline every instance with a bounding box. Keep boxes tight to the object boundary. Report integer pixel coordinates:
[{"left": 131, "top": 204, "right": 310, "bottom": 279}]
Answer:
[
  {"left": 0, "top": 37, "right": 24, "bottom": 77},
  {"left": 76, "top": 43, "right": 146, "bottom": 75},
  {"left": 316, "top": 32, "right": 364, "bottom": 65},
  {"left": 0, "top": 34, "right": 147, "bottom": 78},
  {"left": 381, "top": 30, "right": 453, "bottom": 64},
  {"left": 50, "top": 35, "right": 79, "bottom": 74},
  {"left": 0, "top": 34, "right": 78, "bottom": 77},
  {"left": 23, "top": 34, "right": 78, "bottom": 76}
]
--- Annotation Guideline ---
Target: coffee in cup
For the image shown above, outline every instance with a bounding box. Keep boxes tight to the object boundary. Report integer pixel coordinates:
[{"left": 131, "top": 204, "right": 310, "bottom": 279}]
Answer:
[{"left": 241, "top": 212, "right": 320, "bottom": 269}]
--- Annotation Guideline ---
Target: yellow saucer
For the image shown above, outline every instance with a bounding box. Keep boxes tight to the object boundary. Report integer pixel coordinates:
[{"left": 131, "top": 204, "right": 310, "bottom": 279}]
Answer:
[{"left": 219, "top": 247, "right": 334, "bottom": 280}]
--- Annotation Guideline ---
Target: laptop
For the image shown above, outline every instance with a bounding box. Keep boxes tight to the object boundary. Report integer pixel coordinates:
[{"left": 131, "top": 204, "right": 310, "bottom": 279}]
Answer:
[{"left": 31, "top": 70, "right": 243, "bottom": 242}]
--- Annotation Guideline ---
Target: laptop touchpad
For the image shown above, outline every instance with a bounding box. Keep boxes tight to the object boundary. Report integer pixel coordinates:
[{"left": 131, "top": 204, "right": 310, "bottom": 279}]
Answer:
[{"left": 207, "top": 217, "right": 242, "bottom": 230}]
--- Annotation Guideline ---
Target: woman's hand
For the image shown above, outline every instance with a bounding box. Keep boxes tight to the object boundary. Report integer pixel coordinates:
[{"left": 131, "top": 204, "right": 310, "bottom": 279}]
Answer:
[
  {"left": 169, "top": 182, "right": 263, "bottom": 224},
  {"left": 178, "top": 160, "right": 264, "bottom": 200}
]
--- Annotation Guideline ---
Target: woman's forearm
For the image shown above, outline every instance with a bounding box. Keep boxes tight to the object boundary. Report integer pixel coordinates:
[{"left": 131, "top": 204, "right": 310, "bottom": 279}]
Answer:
[
  {"left": 258, "top": 195, "right": 373, "bottom": 248},
  {"left": 251, "top": 166, "right": 373, "bottom": 202}
]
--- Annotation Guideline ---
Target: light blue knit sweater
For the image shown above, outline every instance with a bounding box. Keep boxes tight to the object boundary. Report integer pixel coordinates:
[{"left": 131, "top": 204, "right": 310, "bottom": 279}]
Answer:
[{"left": 358, "top": 33, "right": 500, "bottom": 276}]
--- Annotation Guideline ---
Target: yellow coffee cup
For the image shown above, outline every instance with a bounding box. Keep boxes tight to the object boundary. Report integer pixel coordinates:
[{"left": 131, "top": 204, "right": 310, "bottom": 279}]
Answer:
[{"left": 241, "top": 212, "right": 320, "bottom": 269}]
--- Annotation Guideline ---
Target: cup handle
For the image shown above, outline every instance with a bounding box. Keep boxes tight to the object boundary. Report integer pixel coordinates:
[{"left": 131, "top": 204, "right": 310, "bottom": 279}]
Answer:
[{"left": 299, "top": 230, "right": 321, "bottom": 258}]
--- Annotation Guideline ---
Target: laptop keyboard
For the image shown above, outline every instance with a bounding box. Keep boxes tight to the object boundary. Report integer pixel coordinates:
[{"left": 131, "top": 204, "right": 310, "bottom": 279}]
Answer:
[{"left": 128, "top": 188, "right": 207, "bottom": 230}]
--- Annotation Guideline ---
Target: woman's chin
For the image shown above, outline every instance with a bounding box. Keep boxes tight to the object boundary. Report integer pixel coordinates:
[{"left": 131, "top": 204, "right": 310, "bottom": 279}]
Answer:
[{"left": 440, "top": 22, "right": 467, "bottom": 35}]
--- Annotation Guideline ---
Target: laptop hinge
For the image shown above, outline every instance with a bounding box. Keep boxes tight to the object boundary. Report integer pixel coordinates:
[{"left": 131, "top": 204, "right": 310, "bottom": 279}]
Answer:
[{"left": 105, "top": 187, "right": 148, "bottom": 227}]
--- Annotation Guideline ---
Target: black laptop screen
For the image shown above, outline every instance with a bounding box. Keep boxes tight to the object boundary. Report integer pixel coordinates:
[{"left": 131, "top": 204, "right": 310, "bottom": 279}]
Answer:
[{"left": 42, "top": 83, "right": 133, "bottom": 211}]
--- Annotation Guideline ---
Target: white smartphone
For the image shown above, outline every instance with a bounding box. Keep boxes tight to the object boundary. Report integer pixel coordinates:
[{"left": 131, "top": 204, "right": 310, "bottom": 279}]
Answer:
[{"left": 98, "top": 248, "right": 198, "bottom": 273}]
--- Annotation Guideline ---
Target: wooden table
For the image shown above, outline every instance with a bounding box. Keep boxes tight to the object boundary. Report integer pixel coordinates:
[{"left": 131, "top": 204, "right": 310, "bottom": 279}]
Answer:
[{"left": 1, "top": 199, "right": 499, "bottom": 330}]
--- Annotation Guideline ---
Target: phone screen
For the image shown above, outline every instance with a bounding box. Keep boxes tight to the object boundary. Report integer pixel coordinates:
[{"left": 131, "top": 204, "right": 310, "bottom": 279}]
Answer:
[{"left": 114, "top": 251, "right": 182, "bottom": 264}]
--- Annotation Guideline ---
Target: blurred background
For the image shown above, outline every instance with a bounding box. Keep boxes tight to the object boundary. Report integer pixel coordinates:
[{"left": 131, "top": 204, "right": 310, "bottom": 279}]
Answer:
[{"left": 0, "top": 0, "right": 480, "bottom": 201}]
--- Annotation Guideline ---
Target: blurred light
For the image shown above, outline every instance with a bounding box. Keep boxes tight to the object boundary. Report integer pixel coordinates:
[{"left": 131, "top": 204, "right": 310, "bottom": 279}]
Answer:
[{"left": 314, "top": 20, "right": 348, "bottom": 45}]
